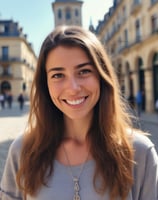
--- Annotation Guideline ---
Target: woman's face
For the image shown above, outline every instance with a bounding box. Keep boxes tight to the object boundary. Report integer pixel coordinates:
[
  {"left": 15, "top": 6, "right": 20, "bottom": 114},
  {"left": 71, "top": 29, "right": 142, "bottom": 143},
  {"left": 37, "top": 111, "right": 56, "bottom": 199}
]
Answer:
[{"left": 46, "top": 45, "right": 100, "bottom": 121}]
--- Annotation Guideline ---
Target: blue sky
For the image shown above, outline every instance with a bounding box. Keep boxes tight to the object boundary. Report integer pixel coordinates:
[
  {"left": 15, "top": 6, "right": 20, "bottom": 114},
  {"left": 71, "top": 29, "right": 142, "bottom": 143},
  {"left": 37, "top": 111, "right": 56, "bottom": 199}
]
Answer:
[{"left": 0, "top": 0, "right": 113, "bottom": 55}]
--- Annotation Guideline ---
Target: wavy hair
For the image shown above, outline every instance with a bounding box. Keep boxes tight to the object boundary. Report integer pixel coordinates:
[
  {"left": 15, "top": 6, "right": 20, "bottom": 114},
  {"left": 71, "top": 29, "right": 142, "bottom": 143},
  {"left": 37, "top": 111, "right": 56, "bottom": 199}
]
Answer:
[{"left": 16, "top": 25, "right": 134, "bottom": 200}]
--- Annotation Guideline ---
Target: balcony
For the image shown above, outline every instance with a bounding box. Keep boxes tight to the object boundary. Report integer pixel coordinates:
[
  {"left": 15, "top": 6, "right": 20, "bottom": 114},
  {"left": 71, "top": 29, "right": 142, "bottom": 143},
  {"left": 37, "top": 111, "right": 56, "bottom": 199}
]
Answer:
[
  {"left": 0, "top": 56, "right": 21, "bottom": 62},
  {"left": 0, "top": 56, "right": 28, "bottom": 65},
  {"left": 0, "top": 72, "right": 13, "bottom": 78},
  {"left": 131, "top": 1, "right": 142, "bottom": 15},
  {"left": 118, "top": 35, "right": 142, "bottom": 54}
]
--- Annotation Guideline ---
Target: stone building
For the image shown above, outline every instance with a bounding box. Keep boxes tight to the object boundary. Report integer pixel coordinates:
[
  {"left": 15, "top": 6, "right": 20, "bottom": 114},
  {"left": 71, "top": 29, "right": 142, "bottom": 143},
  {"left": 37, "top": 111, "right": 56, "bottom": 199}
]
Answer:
[
  {"left": 96, "top": 0, "right": 158, "bottom": 112},
  {"left": 52, "top": 0, "right": 83, "bottom": 27},
  {"left": 0, "top": 20, "right": 37, "bottom": 100}
]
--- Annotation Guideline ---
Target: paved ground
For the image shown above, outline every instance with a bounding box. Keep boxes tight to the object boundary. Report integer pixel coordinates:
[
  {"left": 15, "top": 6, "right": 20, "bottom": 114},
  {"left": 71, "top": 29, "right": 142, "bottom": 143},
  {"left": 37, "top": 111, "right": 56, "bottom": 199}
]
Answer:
[
  {"left": 0, "top": 101, "right": 29, "bottom": 180},
  {"left": 0, "top": 102, "right": 158, "bottom": 181},
  {"left": 131, "top": 109, "right": 158, "bottom": 151}
]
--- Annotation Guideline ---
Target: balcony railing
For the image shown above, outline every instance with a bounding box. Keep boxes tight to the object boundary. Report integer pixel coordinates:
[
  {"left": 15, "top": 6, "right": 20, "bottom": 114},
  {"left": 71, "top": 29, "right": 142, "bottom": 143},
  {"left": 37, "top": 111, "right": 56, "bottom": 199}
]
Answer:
[
  {"left": 0, "top": 72, "right": 13, "bottom": 78},
  {"left": 0, "top": 56, "right": 23, "bottom": 62}
]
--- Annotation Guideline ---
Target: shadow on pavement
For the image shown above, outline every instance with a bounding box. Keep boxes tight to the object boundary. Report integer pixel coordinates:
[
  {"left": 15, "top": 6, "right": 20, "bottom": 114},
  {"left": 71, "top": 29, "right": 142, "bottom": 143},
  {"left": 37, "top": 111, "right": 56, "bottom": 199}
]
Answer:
[{"left": 0, "top": 139, "right": 13, "bottom": 181}]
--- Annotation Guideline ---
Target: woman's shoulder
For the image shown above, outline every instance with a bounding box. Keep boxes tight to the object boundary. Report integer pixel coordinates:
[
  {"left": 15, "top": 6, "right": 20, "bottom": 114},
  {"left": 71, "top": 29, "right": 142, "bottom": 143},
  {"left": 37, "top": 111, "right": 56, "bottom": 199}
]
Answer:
[
  {"left": 133, "top": 131, "right": 155, "bottom": 151},
  {"left": 127, "top": 128, "right": 154, "bottom": 150},
  {"left": 8, "top": 133, "right": 24, "bottom": 158},
  {"left": 127, "top": 129, "right": 158, "bottom": 163},
  {"left": 133, "top": 131, "right": 154, "bottom": 150},
  {"left": 128, "top": 129, "right": 158, "bottom": 200}
]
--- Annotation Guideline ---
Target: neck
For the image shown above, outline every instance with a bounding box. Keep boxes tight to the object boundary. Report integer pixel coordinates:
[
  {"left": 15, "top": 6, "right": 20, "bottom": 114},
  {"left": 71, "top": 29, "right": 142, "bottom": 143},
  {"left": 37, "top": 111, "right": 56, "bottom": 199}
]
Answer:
[{"left": 64, "top": 116, "right": 92, "bottom": 143}]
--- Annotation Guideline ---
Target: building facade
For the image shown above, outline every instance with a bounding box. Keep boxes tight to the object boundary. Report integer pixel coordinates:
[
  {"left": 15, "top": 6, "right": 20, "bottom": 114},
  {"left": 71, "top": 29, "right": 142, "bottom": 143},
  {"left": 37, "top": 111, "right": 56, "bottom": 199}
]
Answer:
[
  {"left": 52, "top": 0, "right": 83, "bottom": 27},
  {"left": 0, "top": 20, "right": 37, "bottom": 100},
  {"left": 96, "top": 0, "right": 158, "bottom": 112}
]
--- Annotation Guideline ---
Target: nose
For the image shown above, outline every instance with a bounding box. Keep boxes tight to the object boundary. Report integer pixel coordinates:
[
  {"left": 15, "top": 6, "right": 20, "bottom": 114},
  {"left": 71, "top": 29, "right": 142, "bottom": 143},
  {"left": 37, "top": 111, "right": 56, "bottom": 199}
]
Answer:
[{"left": 65, "top": 77, "right": 81, "bottom": 93}]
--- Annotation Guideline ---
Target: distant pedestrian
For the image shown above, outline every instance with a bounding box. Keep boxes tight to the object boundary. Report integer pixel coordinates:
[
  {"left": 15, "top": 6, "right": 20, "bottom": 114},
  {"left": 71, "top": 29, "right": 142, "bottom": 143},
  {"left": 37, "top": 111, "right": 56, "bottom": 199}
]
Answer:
[
  {"left": 136, "top": 90, "right": 142, "bottom": 117},
  {"left": 0, "top": 93, "right": 5, "bottom": 109},
  {"left": 155, "top": 99, "right": 158, "bottom": 115},
  {"left": 17, "top": 93, "right": 24, "bottom": 110},
  {"left": 7, "top": 93, "right": 13, "bottom": 109}
]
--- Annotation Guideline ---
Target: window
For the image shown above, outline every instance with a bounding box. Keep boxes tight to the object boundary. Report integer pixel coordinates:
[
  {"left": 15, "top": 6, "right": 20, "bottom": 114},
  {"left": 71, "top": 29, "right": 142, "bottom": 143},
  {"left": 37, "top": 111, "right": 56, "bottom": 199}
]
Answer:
[
  {"left": 135, "top": 19, "right": 141, "bottom": 41},
  {"left": 124, "top": 29, "right": 128, "bottom": 47},
  {"left": 4, "top": 25, "right": 9, "bottom": 34},
  {"left": 58, "top": 9, "right": 62, "bottom": 19},
  {"left": 65, "top": 8, "right": 71, "bottom": 20},
  {"left": 134, "top": 0, "right": 141, "bottom": 4},
  {"left": 75, "top": 9, "right": 79, "bottom": 17},
  {"left": 2, "top": 46, "right": 9, "bottom": 60},
  {"left": 151, "top": 14, "right": 158, "bottom": 32},
  {"left": 118, "top": 37, "right": 122, "bottom": 48}
]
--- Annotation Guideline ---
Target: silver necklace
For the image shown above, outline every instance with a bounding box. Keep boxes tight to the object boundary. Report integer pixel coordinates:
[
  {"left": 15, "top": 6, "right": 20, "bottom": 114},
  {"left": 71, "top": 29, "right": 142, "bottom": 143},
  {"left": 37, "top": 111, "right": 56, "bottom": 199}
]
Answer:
[{"left": 62, "top": 144, "right": 89, "bottom": 200}]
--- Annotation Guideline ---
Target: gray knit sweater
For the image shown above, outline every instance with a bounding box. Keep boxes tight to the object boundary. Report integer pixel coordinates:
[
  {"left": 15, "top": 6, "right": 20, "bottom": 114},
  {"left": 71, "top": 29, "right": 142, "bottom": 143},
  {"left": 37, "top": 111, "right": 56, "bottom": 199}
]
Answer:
[{"left": 0, "top": 132, "right": 158, "bottom": 200}]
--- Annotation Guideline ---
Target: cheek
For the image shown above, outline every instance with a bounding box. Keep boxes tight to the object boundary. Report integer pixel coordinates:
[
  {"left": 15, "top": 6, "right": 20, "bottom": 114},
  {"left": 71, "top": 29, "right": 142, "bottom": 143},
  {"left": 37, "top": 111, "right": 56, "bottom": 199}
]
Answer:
[
  {"left": 91, "top": 77, "right": 100, "bottom": 91},
  {"left": 47, "top": 81, "right": 62, "bottom": 102},
  {"left": 47, "top": 81, "right": 56, "bottom": 100}
]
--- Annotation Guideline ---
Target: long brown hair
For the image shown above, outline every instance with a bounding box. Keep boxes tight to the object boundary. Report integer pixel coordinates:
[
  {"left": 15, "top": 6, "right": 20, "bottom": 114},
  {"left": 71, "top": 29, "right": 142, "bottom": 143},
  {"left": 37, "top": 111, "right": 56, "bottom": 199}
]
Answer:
[{"left": 16, "top": 25, "right": 134, "bottom": 200}]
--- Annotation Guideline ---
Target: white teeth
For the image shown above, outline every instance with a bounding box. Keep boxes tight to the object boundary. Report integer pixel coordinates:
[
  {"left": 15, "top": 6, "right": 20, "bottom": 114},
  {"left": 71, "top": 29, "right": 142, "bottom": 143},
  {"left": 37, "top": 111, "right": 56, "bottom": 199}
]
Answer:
[{"left": 66, "top": 98, "right": 85, "bottom": 105}]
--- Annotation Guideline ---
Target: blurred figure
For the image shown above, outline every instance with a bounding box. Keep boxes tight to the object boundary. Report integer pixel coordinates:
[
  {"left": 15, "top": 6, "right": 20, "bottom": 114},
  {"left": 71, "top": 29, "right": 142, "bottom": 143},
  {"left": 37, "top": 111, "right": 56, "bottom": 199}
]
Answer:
[
  {"left": 136, "top": 90, "right": 142, "bottom": 117},
  {"left": 0, "top": 93, "right": 5, "bottom": 109},
  {"left": 17, "top": 93, "right": 24, "bottom": 110},
  {"left": 155, "top": 99, "right": 158, "bottom": 116},
  {"left": 7, "top": 93, "right": 13, "bottom": 109}
]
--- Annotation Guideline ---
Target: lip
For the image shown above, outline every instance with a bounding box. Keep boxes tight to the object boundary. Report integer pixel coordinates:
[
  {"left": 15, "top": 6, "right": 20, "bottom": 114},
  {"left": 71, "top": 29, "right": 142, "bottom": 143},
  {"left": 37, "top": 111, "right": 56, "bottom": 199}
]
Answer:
[{"left": 63, "top": 96, "right": 88, "bottom": 106}]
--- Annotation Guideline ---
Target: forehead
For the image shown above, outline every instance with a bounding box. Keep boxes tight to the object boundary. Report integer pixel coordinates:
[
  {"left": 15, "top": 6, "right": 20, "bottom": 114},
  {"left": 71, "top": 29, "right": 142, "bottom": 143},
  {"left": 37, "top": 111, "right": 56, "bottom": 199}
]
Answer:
[{"left": 46, "top": 46, "right": 90, "bottom": 69}]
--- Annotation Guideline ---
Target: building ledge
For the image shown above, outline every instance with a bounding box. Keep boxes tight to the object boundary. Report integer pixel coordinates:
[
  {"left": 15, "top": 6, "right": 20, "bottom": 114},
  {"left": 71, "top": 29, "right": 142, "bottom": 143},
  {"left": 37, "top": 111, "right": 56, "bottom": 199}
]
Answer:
[{"left": 131, "top": 2, "right": 142, "bottom": 15}]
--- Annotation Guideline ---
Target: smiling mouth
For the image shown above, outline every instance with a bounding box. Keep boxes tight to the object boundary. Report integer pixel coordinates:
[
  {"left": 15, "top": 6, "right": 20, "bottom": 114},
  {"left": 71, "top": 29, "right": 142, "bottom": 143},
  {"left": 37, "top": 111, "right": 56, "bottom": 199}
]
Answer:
[{"left": 65, "top": 97, "right": 87, "bottom": 105}]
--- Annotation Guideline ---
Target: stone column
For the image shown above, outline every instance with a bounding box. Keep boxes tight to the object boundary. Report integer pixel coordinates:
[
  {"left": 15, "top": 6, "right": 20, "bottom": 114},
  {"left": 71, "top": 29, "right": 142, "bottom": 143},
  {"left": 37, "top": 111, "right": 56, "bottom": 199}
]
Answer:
[{"left": 145, "top": 69, "right": 154, "bottom": 112}]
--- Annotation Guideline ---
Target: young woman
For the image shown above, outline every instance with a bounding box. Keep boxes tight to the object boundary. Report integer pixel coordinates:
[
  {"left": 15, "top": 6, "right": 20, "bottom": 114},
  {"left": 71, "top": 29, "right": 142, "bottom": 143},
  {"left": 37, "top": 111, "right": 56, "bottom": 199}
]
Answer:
[{"left": 0, "top": 25, "right": 158, "bottom": 200}]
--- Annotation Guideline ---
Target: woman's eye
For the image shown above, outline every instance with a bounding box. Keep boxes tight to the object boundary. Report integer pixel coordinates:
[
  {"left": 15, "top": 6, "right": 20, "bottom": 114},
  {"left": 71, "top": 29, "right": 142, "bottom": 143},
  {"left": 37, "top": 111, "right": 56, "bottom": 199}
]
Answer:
[
  {"left": 79, "top": 69, "right": 91, "bottom": 75},
  {"left": 51, "top": 73, "right": 64, "bottom": 79}
]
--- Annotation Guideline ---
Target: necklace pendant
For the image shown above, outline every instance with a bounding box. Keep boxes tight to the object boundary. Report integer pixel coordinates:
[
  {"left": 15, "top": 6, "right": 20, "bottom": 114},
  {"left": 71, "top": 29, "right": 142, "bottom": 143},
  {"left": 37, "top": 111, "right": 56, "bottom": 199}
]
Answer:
[
  {"left": 73, "top": 178, "right": 80, "bottom": 192},
  {"left": 73, "top": 193, "right": 80, "bottom": 200},
  {"left": 73, "top": 178, "right": 80, "bottom": 200}
]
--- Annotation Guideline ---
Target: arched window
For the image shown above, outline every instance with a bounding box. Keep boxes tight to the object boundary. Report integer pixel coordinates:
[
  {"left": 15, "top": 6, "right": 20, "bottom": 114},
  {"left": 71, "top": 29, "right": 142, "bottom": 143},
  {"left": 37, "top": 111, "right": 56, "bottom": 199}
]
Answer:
[
  {"left": 75, "top": 9, "right": 79, "bottom": 17},
  {"left": 135, "top": 19, "right": 141, "bottom": 42},
  {"left": 65, "top": 8, "right": 71, "bottom": 20},
  {"left": 58, "top": 9, "right": 62, "bottom": 19},
  {"left": 1, "top": 80, "right": 11, "bottom": 92}
]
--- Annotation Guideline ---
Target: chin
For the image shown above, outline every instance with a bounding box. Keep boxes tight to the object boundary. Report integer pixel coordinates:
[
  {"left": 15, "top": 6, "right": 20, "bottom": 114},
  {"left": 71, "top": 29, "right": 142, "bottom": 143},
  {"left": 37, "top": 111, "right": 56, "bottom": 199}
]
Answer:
[{"left": 64, "top": 111, "right": 93, "bottom": 121}]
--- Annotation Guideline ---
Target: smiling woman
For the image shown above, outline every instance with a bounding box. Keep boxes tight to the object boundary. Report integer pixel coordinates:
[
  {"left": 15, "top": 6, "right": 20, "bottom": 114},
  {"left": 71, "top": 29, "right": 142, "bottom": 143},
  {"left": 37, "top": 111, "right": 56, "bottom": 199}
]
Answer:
[
  {"left": 0, "top": 25, "right": 158, "bottom": 200},
  {"left": 46, "top": 46, "right": 100, "bottom": 120}
]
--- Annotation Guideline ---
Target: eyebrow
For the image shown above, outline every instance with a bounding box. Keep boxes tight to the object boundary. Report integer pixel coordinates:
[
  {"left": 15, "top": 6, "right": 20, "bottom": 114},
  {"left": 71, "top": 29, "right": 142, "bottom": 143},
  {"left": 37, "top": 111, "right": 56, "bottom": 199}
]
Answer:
[{"left": 47, "top": 62, "right": 93, "bottom": 73}]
